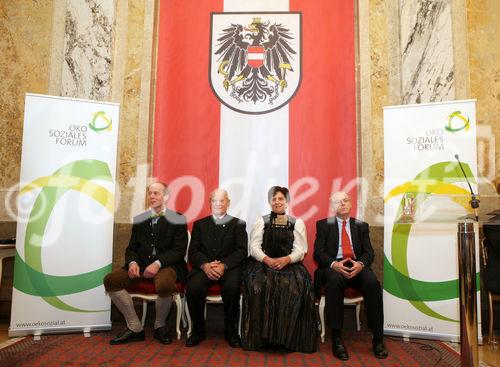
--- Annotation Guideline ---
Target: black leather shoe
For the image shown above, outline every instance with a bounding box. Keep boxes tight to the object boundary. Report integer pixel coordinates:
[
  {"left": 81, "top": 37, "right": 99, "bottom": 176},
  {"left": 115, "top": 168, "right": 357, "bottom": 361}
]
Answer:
[
  {"left": 109, "top": 328, "right": 145, "bottom": 345},
  {"left": 185, "top": 333, "right": 206, "bottom": 347},
  {"left": 226, "top": 335, "right": 241, "bottom": 348},
  {"left": 332, "top": 337, "right": 349, "bottom": 360},
  {"left": 373, "top": 341, "right": 388, "bottom": 359},
  {"left": 154, "top": 327, "right": 172, "bottom": 345}
]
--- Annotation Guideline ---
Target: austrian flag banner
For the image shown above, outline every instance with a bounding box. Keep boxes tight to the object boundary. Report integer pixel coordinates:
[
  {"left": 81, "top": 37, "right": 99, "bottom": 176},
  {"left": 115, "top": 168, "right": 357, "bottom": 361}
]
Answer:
[{"left": 154, "top": 0, "right": 357, "bottom": 272}]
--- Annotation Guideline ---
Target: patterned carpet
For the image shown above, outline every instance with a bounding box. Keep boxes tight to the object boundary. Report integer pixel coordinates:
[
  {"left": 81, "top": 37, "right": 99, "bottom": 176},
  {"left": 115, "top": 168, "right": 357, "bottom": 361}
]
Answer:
[{"left": 0, "top": 330, "right": 460, "bottom": 367}]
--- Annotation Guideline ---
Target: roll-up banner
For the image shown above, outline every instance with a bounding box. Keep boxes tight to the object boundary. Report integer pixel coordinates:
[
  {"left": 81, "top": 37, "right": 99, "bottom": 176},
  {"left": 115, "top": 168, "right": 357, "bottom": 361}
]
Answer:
[
  {"left": 9, "top": 93, "right": 119, "bottom": 336},
  {"left": 383, "top": 99, "right": 481, "bottom": 342}
]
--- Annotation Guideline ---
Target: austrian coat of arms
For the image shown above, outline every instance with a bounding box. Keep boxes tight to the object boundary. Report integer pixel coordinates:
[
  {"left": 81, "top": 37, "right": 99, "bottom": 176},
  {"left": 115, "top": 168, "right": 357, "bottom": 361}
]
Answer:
[{"left": 210, "top": 12, "right": 302, "bottom": 114}]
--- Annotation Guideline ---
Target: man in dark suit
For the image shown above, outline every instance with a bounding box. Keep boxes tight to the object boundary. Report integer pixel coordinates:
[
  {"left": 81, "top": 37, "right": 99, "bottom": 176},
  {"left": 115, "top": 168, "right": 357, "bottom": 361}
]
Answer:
[
  {"left": 313, "top": 191, "right": 387, "bottom": 360},
  {"left": 185, "top": 189, "right": 248, "bottom": 348},
  {"left": 484, "top": 212, "right": 500, "bottom": 295},
  {"left": 104, "top": 182, "right": 188, "bottom": 345}
]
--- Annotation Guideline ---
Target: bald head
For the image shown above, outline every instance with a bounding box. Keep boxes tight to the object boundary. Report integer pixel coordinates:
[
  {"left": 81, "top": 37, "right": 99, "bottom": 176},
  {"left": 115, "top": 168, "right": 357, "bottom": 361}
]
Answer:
[
  {"left": 330, "top": 191, "right": 352, "bottom": 219},
  {"left": 210, "top": 188, "right": 230, "bottom": 216},
  {"left": 148, "top": 182, "right": 169, "bottom": 212}
]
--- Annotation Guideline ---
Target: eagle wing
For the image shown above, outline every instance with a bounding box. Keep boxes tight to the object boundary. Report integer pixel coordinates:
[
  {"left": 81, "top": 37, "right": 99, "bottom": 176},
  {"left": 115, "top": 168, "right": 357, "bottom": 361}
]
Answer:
[
  {"left": 214, "top": 24, "right": 249, "bottom": 80},
  {"left": 262, "top": 24, "right": 296, "bottom": 80}
]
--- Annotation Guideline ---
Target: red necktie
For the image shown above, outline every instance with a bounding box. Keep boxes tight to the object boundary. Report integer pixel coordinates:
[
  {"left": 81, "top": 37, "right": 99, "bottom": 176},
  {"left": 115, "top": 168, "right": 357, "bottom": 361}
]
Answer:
[{"left": 341, "top": 220, "right": 355, "bottom": 259}]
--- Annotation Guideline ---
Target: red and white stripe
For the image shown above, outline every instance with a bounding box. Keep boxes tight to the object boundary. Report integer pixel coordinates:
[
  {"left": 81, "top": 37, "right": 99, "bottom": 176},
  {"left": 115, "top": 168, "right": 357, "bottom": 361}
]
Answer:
[{"left": 154, "top": 0, "right": 356, "bottom": 272}]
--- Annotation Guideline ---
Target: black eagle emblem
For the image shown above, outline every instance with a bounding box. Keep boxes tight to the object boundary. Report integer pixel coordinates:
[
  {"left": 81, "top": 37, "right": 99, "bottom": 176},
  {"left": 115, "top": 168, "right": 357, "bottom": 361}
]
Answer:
[{"left": 214, "top": 17, "right": 297, "bottom": 105}]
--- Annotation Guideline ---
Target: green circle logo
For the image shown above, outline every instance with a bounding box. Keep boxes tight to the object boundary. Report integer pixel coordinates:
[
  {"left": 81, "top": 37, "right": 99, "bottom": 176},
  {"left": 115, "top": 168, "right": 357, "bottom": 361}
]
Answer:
[
  {"left": 89, "top": 111, "right": 112, "bottom": 133},
  {"left": 444, "top": 111, "right": 470, "bottom": 133}
]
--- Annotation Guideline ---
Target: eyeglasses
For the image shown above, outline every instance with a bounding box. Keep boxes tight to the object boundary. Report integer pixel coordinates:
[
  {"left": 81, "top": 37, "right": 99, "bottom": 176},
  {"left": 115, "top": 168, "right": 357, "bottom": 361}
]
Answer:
[{"left": 331, "top": 198, "right": 351, "bottom": 205}]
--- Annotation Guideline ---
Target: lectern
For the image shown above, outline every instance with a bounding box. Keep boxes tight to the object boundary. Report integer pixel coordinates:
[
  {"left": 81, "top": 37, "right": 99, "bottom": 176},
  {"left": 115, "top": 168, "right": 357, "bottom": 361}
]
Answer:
[{"left": 398, "top": 193, "right": 500, "bottom": 367}]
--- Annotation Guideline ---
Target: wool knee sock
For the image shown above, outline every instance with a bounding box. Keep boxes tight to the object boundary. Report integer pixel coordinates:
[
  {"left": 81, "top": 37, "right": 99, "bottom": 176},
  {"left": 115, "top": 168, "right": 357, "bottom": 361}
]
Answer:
[
  {"left": 109, "top": 290, "right": 143, "bottom": 332},
  {"left": 154, "top": 295, "right": 173, "bottom": 329}
]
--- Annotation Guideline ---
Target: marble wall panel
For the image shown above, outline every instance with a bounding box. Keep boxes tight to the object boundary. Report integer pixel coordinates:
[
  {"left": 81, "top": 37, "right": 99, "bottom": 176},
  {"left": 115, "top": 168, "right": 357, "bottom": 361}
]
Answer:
[
  {"left": 53, "top": 0, "right": 156, "bottom": 222},
  {"left": 61, "top": 0, "right": 114, "bottom": 100},
  {"left": 112, "top": 0, "right": 157, "bottom": 223},
  {"left": 0, "top": 0, "right": 53, "bottom": 317},
  {"left": 0, "top": 0, "right": 53, "bottom": 221},
  {"left": 401, "top": 0, "right": 455, "bottom": 104},
  {"left": 467, "top": 0, "right": 500, "bottom": 184},
  {"left": 359, "top": 0, "right": 464, "bottom": 225},
  {"left": 0, "top": 0, "right": 156, "bottom": 224},
  {"left": 357, "top": 0, "right": 395, "bottom": 225}
]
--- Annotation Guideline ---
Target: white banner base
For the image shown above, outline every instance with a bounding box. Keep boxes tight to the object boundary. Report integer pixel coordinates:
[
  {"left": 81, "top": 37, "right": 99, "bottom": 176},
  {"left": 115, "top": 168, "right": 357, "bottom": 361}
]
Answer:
[
  {"left": 384, "top": 329, "right": 484, "bottom": 345},
  {"left": 9, "top": 324, "right": 111, "bottom": 338}
]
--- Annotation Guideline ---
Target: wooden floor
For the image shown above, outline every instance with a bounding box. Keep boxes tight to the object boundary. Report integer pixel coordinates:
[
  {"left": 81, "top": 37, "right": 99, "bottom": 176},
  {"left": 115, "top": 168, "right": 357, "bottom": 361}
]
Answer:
[
  {"left": 0, "top": 321, "right": 499, "bottom": 366},
  {"left": 0, "top": 322, "right": 7, "bottom": 341},
  {"left": 482, "top": 344, "right": 500, "bottom": 367},
  {"left": 481, "top": 343, "right": 500, "bottom": 367}
]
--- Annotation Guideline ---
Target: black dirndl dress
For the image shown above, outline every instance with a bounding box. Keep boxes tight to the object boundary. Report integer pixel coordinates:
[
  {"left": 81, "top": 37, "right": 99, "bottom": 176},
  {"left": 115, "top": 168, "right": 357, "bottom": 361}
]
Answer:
[{"left": 241, "top": 213, "right": 317, "bottom": 352}]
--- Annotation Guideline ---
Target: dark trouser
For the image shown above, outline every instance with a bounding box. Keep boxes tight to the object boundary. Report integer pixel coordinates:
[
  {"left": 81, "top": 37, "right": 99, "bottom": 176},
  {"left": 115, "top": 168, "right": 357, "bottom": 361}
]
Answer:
[
  {"left": 186, "top": 267, "right": 241, "bottom": 338},
  {"left": 103, "top": 267, "right": 177, "bottom": 297},
  {"left": 324, "top": 267, "right": 384, "bottom": 341}
]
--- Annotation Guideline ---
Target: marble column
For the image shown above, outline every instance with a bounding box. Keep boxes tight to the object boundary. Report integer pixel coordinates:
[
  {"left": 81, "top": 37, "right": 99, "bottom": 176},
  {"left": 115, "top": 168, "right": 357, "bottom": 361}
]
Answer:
[
  {"left": 49, "top": 0, "right": 158, "bottom": 224},
  {"left": 467, "top": 0, "right": 499, "bottom": 185},
  {"left": 56, "top": 0, "right": 115, "bottom": 100},
  {"left": 0, "top": 0, "right": 53, "bottom": 222},
  {"left": 400, "top": 0, "right": 455, "bottom": 104}
]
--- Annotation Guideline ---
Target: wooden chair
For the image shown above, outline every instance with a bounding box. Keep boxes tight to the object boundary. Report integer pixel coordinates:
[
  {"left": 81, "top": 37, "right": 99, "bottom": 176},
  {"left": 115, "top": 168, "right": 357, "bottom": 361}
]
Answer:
[
  {"left": 318, "top": 287, "right": 364, "bottom": 343},
  {"left": 127, "top": 281, "right": 185, "bottom": 339},
  {"left": 480, "top": 238, "right": 500, "bottom": 344}
]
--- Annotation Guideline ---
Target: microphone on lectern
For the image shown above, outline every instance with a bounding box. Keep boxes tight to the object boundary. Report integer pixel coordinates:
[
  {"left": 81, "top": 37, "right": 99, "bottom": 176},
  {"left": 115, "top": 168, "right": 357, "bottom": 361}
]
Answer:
[{"left": 454, "top": 154, "right": 479, "bottom": 221}]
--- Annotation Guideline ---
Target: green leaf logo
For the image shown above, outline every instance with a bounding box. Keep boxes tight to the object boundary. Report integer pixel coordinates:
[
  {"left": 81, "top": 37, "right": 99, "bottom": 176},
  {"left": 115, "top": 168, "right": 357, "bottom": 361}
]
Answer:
[
  {"left": 89, "top": 111, "right": 112, "bottom": 133},
  {"left": 444, "top": 111, "right": 470, "bottom": 133}
]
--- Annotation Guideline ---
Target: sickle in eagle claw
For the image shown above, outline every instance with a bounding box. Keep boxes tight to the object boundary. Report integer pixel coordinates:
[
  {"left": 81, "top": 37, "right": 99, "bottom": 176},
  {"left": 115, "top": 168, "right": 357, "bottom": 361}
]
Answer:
[
  {"left": 218, "top": 61, "right": 230, "bottom": 90},
  {"left": 218, "top": 61, "right": 244, "bottom": 91}
]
